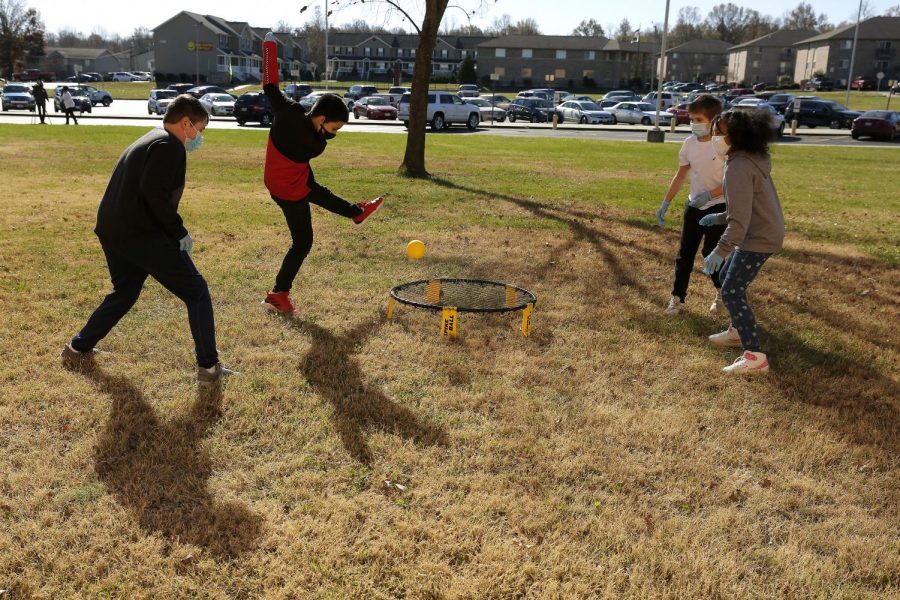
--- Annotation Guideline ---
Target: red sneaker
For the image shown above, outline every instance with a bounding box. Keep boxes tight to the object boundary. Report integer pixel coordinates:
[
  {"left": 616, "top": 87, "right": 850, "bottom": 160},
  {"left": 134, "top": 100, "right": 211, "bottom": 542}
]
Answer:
[
  {"left": 262, "top": 291, "right": 295, "bottom": 313},
  {"left": 352, "top": 196, "right": 384, "bottom": 224}
]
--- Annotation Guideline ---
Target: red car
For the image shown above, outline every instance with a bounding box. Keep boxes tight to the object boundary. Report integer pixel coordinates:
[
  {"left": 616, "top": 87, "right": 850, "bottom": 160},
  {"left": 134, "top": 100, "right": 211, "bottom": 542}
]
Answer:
[
  {"left": 851, "top": 76, "right": 877, "bottom": 91},
  {"left": 851, "top": 110, "right": 900, "bottom": 141},
  {"left": 353, "top": 96, "right": 397, "bottom": 120},
  {"left": 667, "top": 102, "right": 691, "bottom": 125}
]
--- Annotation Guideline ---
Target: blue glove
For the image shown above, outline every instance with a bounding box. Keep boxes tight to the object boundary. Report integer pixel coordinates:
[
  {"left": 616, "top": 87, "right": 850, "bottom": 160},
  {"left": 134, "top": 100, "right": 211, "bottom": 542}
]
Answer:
[
  {"left": 179, "top": 233, "right": 193, "bottom": 254},
  {"left": 699, "top": 212, "right": 725, "bottom": 227},
  {"left": 702, "top": 251, "right": 725, "bottom": 275},
  {"left": 656, "top": 200, "right": 670, "bottom": 226},
  {"left": 688, "top": 190, "right": 712, "bottom": 208}
]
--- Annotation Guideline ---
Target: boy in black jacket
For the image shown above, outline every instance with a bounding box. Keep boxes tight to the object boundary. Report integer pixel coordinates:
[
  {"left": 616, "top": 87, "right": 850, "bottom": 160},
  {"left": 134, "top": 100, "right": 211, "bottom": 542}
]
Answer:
[
  {"left": 260, "top": 32, "right": 383, "bottom": 314},
  {"left": 62, "top": 95, "right": 234, "bottom": 383}
]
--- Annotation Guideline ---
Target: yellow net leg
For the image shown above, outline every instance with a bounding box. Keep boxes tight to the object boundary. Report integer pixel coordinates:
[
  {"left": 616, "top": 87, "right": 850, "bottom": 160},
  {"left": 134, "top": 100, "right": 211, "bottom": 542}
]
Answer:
[
  {"left": 521, "top": 303, "right": 534, "bottom": 337},
  {"left": 386, "top": 297, "right": 396, "bottom": 320},
  {"left": 441, "top": 307, "right": 458, "bottom": 338}
]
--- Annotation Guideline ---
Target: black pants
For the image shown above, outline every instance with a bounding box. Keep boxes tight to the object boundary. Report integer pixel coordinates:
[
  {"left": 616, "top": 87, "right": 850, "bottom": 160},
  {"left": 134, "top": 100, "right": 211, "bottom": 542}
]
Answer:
[
  {"left": 64, "top": 107, "right": 78, "bottom": 124},
  {"left": 36, "top": 102, "right": 46, "bottom": 123},
  {"left": 273, "top": 185, "right": 361, "bottom": 293},
  {"left": 71, "top": 235, "right": 219, "bottom": 368},
  {"left": 672, "top": 204, "right": 727, "bottom": 301}
]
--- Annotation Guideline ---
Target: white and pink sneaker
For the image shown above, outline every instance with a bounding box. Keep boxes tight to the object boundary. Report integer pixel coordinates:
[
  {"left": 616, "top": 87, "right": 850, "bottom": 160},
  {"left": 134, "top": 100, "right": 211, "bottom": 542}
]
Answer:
[
  {"left": 708, "top": 326, "right": 742, "bottom": 347},
  {"left": 723, "top": 351, "right": 770, "bottom": 374}
]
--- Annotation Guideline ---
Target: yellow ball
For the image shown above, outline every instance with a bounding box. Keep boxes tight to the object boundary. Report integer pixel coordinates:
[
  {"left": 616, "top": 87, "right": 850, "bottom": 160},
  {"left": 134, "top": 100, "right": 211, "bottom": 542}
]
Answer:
[{"left": 406, "top": 239, "right": 426, "bottom": 260}]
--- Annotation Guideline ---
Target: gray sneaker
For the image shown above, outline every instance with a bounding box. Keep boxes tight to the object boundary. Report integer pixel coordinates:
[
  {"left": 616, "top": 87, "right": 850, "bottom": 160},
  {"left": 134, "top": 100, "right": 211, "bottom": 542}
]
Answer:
[
  {"left": 60, "top": 343, "right": 98, "bottom": 371},
  {"left": 197, "top": 362, "right": 239, "bottom": 383}
]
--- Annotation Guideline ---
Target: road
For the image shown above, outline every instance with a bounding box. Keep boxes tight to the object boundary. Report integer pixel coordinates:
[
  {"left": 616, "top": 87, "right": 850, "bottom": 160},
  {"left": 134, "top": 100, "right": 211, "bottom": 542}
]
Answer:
[{"left": 2, "top": 99, "right": 898, "bottom": 148}]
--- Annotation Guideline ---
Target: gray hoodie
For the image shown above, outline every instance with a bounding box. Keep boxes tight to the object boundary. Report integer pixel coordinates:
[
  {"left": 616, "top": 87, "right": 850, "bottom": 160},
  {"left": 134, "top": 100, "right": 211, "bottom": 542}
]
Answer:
[{"left": 716, "top": 150, "right": 785, "bottom": 256}]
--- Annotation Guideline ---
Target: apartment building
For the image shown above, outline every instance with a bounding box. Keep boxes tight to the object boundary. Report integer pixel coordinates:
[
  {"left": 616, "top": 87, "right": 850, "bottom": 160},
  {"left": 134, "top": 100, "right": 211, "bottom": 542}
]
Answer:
[
  {"left": 659, "top": 39, "right": 731, "bottom": 83},
  {"left": 726, "top": 29, "right": 816, "bottom": 86}
]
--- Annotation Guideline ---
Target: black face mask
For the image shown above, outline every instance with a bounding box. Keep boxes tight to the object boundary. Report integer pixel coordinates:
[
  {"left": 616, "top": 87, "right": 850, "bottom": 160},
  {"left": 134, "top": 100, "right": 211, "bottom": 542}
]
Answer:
[{"left": 317, "top": 125, "right": 336, "bottom": 140}]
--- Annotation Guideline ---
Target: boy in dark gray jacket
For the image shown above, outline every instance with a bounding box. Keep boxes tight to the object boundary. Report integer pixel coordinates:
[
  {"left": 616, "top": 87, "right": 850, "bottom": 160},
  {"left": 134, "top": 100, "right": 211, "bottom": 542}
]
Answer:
[{"left": 700, "top": 109, "right": 785, "bottom": 374}]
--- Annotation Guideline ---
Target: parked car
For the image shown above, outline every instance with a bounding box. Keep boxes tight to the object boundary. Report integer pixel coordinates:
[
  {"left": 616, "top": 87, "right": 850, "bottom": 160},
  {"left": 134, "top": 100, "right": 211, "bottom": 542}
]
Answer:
[
  {"left": 850, "top": 76, "right": 877, "bottom": 90},
  {"left": 384, "top": 86, "right": 411, "bottom": 106},
  {"left": 83, "top": 72, "right": 102, "bottom": 82},
  {"left": 185, "top": 85, "right": 230, "bottom": 99},
  {"left": 751, "top": 82, "right": 771, "bottom": 92},
  {"left": 1, "top": 84, "right": 35, "bottom": 111},
  {"left": 300, "top": 91, "right": 354, "bottom": 112},
  {"left": 483, "top": 94, "right": 511, "bottom": 109},
  {"left": 767, "top": 93, "right": 796, "bottom": 114},
  {"left": 604, "top": 89, "right": 638, "bottom": 101},
  {"left": 674, "top": 82, "right": 704, "bottom": 93},
  {"left": 130, "top": 71, "right": 153, "bottom": 81},
  {"left": 642, "top": 91, "right": 680, "bottom": 109},
  {"left": 667, "top": 102, "right": 691, "bottom": 125},
  {"left": 111, "top": 71, "right": 140, "bottom": 82},
  {"left": 804, "top": 77, "right": 834, "bottom": 91},
  {"left": 353, "top": 96, "right": 397, "bottom": 120},
  {"left": 731, "top": 102, "right": 786, "bottom": 136},
  {"left": 506, "top": 97, "right": 557, "bottom": 123},
  {"left": 464, "top": 97, "right": 506, "bottom": 122},
  {"left": 345, "top": 85, "right": 378, "bottom": 101},
  {"left": 53, "top": 86, "right": 92, "bottom": 113},
  {"left": 557, "top": 100, "right": 614, "bottom": 124},
  {"left": 233, "top": 91, "right": 273, "bottom": 126},
  {"left": 78, "top": 85, "right": 113, "bottom": 106},
  {"left": 148, "top": 89, "right": 178, "bottom": 115},
  {"left": 457, "top": 84, "right": 480, "bottom": 98},
  {"left": 561, "top": 94, "right": 595, "bottom": 103},
  {"left": 284, "top": 83, "right": 313, "bottom": 101},
  {"left": 784, "top": 99, "right": 860, "bottom": 129},
  {"left": 199, "top": 92, "right": 236, "bottom": 116},
  {"left": 66, "top": 73, "right": 94, "bottom": 83},
  {"left": 167, "top": 83, "right": 195, "bottom": 94},
  {"left": 397, "top": 91, "right": 481, "bottom": 130},
  {"left": 851, "top": 110, "right": 900, "bottom": 141},
  {"left": 607, "top": 101, "right": 673, "bottom": 126}
]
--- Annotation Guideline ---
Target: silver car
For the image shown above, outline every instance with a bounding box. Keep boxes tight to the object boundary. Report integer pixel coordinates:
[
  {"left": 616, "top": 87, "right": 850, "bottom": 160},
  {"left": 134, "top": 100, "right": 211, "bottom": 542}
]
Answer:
[
  {"left": 464, "top": 97, "right": 506, "bottom": 122},
  {"left": 607, "top": 101, "right": 673, "bottom": 125},
  {"left": 199, "top": 93, "right": 236, "bottom": 116},
  {"left": 557, "top": 100, "right": 615, "bottom": 124},
  {"left": 147, "top": 89, "right": 177, "bottom": 115},
  {"left": 732, "top": 101, "right": 786, "bottom": 137}
]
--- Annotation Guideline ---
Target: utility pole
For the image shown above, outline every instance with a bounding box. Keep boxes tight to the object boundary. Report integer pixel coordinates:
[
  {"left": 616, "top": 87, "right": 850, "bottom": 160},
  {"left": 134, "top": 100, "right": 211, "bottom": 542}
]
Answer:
[
  {"left": 844, "top": 0, "right": 863, "bottom": 107},
  {"left": 648, "top": 0, "right": 670, "bottom": 142},
  {"left": 324, "top": 0, "right": 329, "bottom": 90},
  {"left": 195, "top": 21, "right": 201, "bottom": 85}
]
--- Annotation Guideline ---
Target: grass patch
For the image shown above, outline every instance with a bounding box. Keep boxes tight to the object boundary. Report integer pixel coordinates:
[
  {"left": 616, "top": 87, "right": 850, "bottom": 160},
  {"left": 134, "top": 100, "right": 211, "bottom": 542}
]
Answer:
[{"left": 0, "top": 124, "right": 898, "bottom": 597}]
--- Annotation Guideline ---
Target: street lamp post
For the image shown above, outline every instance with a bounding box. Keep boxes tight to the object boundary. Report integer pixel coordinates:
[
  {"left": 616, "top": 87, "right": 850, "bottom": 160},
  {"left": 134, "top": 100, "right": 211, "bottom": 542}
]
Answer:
[
  {"left": 648, "top": 0, "right": 671, "bottom": 143},
  {"left": 844, "top": 0, "right": 863, "bottom": 107},
  {"left": 324, "top": 0, "right": 329, "bottom": 89},
  {"left": 195, "top": 22, "right": 201, "bottom": 85}
]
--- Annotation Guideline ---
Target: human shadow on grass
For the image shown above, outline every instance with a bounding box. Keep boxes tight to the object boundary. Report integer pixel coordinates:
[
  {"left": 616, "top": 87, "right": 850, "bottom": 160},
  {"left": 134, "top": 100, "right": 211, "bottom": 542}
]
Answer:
[
  {"left": 88, "top": 368, "right": 263, "bottom": 557},
  {"left": 289, "top": 317, "right": 449, "bottom": 465}
]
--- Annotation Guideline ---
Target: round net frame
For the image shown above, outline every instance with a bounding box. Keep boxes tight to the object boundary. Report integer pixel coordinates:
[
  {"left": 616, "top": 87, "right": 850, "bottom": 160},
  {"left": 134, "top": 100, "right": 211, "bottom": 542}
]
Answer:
[{"left": 390, "top": 278, "right": 536, "bottom": 313}]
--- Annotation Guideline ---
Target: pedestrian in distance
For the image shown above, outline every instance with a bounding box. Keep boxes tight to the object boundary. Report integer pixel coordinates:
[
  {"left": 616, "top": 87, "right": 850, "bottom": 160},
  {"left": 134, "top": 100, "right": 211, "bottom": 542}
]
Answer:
[
  {"left": 32, "top": 79, "right": 48, "bottom": 124},
  {"left": 60, "top": 86, "right": 78, "bottom": 125},
  {"left": 700, "top": 109, "right": 785, "bottom": 374},
  {"left": 61, "top": 94, "right": 236, "bottom": 383},
  {"left": 656, "top": 94, "right": 728, "bottom": 316},
  {"left": 259, "top": 32, "right": 384, "bottom": 314}
]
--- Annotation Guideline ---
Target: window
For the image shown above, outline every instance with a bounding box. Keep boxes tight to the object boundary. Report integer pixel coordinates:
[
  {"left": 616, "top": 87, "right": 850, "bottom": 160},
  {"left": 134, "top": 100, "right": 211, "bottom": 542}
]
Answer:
[
  {"left": 440, "top": 49, "right": 448, "bottom": 58},
  {"left": 411, "top": 49, "right": 416, "bottom": 57},
  {"left": 521, "top": 67, "right": 532, "bottom": 77},
  {"left": 585, "top": 50, "right": 595, "bottom": 60},
  {"left": 583, "top": 69, "right": 594, "bottom": 78},
  {"left": 364, "top": 47, "right": 371, "bottom": 56},
  {"left": 672, "top": 52, "right": 679, "bottom": 59},
  {"left": 756, "top": 47, "right": 763, "bottom": 54},
  {"left": 876, "top": 60, "right": 889, "bottom": 72},
  {"left": 496, "top": 48, "right": 506, "bottom": 58},
  {"left": 555, "top": 68, "right": 566, "bottom": 79},
  {"left": 522, "top": 48, "right": 533, "bottom": 58},
  {"left": 377, "top": 47, "right": 384, "bottom": 57},
  {"left": 461, "top": 50, "right": 468, "bottom": 58},
  {"left": 838, "top": 59, "right": 849, "bottom": 68},
  {"left": 877, "top": 41, "right": 892, "bottom": 49},
  {"left": 397, "top": 48, "right": 404, "bottom": 57},
  {"left": 217, "top": 34, "right": 228, "bottom": 48},
  {"left": 783, "top": 48, "right": 792, "bottom": 57},
  {"left": 556, "top": 50, "right": 567, "bottom": 59},
  {"left": 840, "top": 40, "right": 852, "bottom": 50},
  {"left": 752, "top": 60, "right": 760, "bottom": 68}
]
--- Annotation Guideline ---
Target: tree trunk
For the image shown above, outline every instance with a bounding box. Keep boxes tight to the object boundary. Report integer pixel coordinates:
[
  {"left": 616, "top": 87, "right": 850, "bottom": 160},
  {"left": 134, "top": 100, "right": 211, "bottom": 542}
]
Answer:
[{"left": 398, "top": 0, "right": 449, "bottom": 178}]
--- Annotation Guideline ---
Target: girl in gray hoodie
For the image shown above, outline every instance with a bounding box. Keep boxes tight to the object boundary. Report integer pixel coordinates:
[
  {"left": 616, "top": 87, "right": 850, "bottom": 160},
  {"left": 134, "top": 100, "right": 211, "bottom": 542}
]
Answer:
[{"left": 699, "top": 109, "right": 785, "bottom": 374}]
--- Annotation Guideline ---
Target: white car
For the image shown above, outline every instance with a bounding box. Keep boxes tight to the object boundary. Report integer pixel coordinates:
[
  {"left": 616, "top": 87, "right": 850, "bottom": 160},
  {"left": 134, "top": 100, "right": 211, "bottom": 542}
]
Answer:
[
  {"left": 642, "top": 91, "right": 681, "bottom": 109},
  {"left": 557, "top": 100, "right": 615, "bottom": 124},
  {"left": 130, "top": 71, "right": 152, "bottom": 81},
  {"left": 111, "top": 72, "right": 140, "bottom": 82},
  {"left": 464, "top": 97, "right": 506, "bottom": 122},
  {"left": 147, "top": 88, "right": 177, "bottom": 115},
  {"left": 398, "top": 91, "right": 480, "bottom": 131},
  {"left": 732, "top": 101, "right": 786, "bottom": 137},
  {"left": 607, "top": 102, "right": 673, "bottom": 126},
  {"left": 199, "top": 92, "right": 236, "bottom": 116}
]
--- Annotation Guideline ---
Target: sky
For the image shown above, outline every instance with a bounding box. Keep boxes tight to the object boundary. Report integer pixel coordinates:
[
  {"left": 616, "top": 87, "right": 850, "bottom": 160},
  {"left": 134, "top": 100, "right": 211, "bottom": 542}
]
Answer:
[{"left": 25, "top": 1, "right": 899, "bottom": 39}]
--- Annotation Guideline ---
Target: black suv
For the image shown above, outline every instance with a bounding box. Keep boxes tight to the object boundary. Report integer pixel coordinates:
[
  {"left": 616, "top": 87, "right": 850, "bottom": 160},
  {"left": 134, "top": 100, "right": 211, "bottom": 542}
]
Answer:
[
  {"left": 784, "top": 99, "right": 860, "bottom": 129},
  {"left": 805, "top": 77, "right": 835, "bottom": 91},
  {"left": 345, "top": 85, "right": 378, "bottom": 101},
  {"left": 507, "top": 97, "right": 558, "bottom": 123},
  {"left": 233, "top": 92, "right": 273, "bottom": 126},
  {"left": 284, "top": 84, "right": 313, "bottom": 101}
]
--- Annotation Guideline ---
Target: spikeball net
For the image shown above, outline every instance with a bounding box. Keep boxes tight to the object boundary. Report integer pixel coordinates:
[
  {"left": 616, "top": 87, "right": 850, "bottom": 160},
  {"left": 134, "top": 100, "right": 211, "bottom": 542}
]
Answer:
[{"left": 387, "top": 278, "right": 537, "bottom": 337}]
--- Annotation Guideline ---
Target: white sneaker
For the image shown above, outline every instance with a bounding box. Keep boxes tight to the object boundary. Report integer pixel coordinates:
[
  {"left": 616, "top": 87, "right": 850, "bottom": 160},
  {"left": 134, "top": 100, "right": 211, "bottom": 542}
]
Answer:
[
  {"left": 708, "top": 326, "right": 742, "bottom": 347},
  {"left": 664, "top": 296, "right": 684, "bottom": 316},
  {"left": 709, "top": 290, "right": 726, "bottom": 314},
  {"left": 723, "top": 351, "right": 770, "bottom": 374}
]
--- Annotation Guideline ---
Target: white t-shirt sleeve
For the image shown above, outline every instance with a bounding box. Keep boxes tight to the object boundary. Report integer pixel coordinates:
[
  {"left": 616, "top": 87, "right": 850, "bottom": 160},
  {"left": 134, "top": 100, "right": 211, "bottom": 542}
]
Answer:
[{"left": 678, "top": 137, "right": 691, "bottom": 167}]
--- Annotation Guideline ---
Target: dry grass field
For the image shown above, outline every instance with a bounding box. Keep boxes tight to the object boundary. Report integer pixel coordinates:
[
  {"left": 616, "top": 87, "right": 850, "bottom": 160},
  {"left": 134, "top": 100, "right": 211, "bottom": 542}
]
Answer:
[{"left": 0, "top": 124, "right": 897, "bottom": 598}]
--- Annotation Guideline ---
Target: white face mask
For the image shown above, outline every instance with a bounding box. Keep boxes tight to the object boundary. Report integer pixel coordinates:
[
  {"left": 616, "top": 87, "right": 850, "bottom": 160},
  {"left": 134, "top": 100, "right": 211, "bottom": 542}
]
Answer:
[
  {"left": 712, "top": 135, "right": 730, "bottom": 157},
  {"left": 691, "top": 122, "right": 711, "bottom": 137}
]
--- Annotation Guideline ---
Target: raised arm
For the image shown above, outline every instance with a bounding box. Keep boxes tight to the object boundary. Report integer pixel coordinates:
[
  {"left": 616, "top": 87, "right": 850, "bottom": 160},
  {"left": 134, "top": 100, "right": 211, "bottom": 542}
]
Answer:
[{"left": 262, "top": 32, "right": 289, "bottom": 112}]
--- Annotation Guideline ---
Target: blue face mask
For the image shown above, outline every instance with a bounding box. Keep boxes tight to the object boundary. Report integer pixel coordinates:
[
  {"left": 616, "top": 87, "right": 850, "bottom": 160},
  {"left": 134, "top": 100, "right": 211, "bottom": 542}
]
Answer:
[
  {"left": 691, "top": 122, "right": 711, "bottom": 137},
  {"left": 185, "top": 120, "right": 204, "bottom": 153}
]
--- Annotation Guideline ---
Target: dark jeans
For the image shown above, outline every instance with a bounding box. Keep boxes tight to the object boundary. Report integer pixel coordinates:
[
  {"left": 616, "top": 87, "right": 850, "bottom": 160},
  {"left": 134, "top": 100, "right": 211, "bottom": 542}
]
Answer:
[
  {"left": 71, "top": 235, "right": 219, "bottom": 368},
  {"left": 672, "top": 204, "right": 727, "bottom": 301},
  {"left": 272, "top": 185, "right": 362, "bottom": 293},
  {"left": 63, "top": 107, "right": 78, "bottom": 124},
  {"left": 36, "top": 102, "right": 46, "bottom": 123},
  {"left": 720, "top": 249, "right": 771, "bottom": 352}
]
